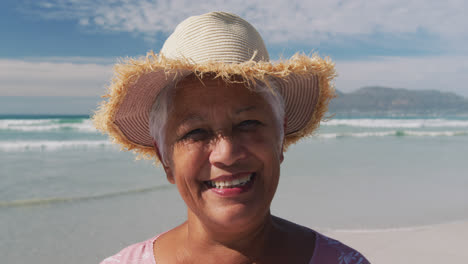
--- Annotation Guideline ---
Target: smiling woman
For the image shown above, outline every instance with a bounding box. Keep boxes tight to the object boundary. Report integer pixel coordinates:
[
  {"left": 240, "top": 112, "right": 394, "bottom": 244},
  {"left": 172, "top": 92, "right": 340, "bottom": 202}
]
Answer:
[
  {"left": 93, "top": 11, "right": 369, "bottom": 264},
  {"left": 160, "top": 78, "right": 283, "bottom": 233}
]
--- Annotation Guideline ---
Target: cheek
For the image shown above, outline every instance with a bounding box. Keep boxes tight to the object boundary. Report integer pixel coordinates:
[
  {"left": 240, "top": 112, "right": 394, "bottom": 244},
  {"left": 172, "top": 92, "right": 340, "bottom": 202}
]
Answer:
[
  {"left": 242, "top": 130, "right": 282, "bottom": 181},
  {"left": 170, "top": 144, "right": 210, "bottom": 205},
  {"left": 240, "top": 130, "right": 282, "bottom": 160},
  {"left": 171, "top": 143, "right": 209, "bottom": 181}
]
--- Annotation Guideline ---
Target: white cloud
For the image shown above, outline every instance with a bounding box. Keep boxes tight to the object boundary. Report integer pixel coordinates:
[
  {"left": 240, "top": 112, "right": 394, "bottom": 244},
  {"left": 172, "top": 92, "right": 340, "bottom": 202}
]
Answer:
[
  {"left": 1, "top": 56, "right": 466, "bottom": 97},
  {"left": 38, "top": 2, "right": 54, "bottom": 8},
  {"left": 335, "top": 56, "right": 468, "bottom": 97},
  {"left": 0, "top": 59, "right": 112, "bottom": 96},
  {"left": 79, "top": 18, "right": 90, "bottom": 26},
  {"left": 24, "top": 0, "right": 467, "bottom": 49}
]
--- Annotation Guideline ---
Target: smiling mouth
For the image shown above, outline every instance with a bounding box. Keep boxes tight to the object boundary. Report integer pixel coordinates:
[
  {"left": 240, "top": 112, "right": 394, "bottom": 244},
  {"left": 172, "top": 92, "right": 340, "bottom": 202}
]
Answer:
[{"left": 204, "top": 173, "right": 256, "bottom": 189}]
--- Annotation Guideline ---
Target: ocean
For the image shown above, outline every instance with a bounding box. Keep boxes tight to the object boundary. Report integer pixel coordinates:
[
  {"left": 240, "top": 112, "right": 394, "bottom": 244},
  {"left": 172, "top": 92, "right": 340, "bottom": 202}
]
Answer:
[{"left": 1, "top": 115, "right": 468, "bottom": 263}]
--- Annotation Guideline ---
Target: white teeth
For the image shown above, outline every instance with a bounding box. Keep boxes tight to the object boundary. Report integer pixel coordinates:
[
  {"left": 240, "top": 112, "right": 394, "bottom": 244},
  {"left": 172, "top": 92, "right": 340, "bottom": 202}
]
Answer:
[{"left": 208, "top": 173, "right": 254, "bottom": 189}]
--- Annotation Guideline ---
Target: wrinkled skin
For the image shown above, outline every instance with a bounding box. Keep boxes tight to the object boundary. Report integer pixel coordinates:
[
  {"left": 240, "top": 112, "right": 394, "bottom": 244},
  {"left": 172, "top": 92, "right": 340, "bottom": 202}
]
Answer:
[{"left": 153, "top": 77, "right": 316, "bottom": 264}]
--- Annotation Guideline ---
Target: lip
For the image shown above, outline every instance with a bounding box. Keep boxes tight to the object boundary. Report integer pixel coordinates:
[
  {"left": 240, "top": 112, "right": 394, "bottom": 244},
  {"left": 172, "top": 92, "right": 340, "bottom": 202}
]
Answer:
[
  {"left": 204, "top": 172, "right": 256, "bottom": 197},
  {"left": 205, "top": 172, "right": 254, "bottom": 182}
]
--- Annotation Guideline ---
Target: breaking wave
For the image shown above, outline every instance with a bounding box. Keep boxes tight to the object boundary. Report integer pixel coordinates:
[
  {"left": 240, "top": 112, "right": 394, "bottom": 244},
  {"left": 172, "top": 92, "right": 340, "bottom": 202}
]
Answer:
[
  {"left": 322, "top": 118, "right": 468, "bottom": 128},
  {"left": 0, "top": 140, "right": 112, "bottom": 151},
  {"left": 318, "top": 130, "right": 468, "bottom": 139},
  {"left": 0, "top": 118, "right": 97, "bottom": 133}
]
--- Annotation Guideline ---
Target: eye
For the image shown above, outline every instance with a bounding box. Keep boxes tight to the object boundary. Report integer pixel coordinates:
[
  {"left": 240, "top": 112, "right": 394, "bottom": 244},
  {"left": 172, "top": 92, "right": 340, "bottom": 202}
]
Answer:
[
  {"left": 180, "top": 128, "right": 209, "bottom": 141},
  {"left": 236, "top": 120, "right": 262, "bottom": 131}
]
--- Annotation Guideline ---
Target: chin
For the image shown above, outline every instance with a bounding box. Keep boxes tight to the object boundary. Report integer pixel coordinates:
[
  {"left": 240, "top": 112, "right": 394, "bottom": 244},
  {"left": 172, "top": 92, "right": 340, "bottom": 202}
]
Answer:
[{"left": 203, "top": 202, "right": 271, "bottom": 232}]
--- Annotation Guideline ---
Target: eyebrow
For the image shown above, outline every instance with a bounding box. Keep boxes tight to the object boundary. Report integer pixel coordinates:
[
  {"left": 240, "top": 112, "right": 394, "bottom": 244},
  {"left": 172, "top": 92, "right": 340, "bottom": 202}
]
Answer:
[
  {"left": 180, "top": 114, "right": 204, "bottom": 124},
  {"left": 235, "top": 105, "right": 257, "bottom": 114},
  {"left": 178, "top": 105, "right": 258, "bottom": 125}
]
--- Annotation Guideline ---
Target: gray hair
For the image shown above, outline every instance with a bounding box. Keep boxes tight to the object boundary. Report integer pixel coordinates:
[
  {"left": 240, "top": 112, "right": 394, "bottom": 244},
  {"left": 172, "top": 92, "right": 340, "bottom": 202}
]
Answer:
[{"left": 149, "top": 78, "right": 285, "bottom": 165}]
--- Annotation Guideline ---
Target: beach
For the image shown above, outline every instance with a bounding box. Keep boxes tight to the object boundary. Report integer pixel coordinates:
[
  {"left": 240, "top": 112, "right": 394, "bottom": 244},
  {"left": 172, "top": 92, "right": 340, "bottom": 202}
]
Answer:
[
  {"left": 3, "top": 183, "right": 467, "bottom": 264},
  {"left": 324, "top": 220, "right": 468, "bottom": 263},
  {"left": 1, "top": 116, "right": 467, "bottom": 263}
]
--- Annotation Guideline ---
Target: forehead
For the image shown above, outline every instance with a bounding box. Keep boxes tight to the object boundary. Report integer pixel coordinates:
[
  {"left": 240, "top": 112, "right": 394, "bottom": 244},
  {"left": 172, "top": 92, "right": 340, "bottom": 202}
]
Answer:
[{"left": 171, "top": 77, "right": 269, "bottom": 115}]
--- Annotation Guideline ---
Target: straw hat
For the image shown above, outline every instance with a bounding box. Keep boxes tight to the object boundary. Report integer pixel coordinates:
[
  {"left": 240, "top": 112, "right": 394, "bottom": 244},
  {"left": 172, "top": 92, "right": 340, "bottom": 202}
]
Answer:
[{"left": 92, "top": 11, "right": 336, "bottom": 162}]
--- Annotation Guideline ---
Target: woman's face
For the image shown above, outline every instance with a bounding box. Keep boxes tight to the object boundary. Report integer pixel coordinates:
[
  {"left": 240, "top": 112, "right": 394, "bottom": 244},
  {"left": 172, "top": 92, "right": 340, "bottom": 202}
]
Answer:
[{"left": 163, "top": 77, "right": 284, "bottom": 230}]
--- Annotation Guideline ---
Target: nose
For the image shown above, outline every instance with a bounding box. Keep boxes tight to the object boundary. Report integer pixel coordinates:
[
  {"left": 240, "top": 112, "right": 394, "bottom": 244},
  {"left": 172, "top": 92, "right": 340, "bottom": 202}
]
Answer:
[{"left": 209, "top": 135, "right": 247, "bottom": 167}]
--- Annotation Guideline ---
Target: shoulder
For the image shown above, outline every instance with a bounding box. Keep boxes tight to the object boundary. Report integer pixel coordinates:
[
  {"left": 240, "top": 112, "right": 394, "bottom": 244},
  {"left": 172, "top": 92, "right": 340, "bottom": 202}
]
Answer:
[
  {"left": 271, "top": 217, "right": 370, "bottom": 264},
  {"left": 311, "top": 231, "right": 371, "bottom": 264},
  {"left": 100, "top": 236, "right": 158, "bottom": 264}
]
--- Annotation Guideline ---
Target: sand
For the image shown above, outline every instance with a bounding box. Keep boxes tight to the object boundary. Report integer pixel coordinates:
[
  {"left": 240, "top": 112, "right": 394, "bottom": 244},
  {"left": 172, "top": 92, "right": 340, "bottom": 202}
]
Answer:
[{"left": 321, "top": 220, "right": 468, "bottom": 264}]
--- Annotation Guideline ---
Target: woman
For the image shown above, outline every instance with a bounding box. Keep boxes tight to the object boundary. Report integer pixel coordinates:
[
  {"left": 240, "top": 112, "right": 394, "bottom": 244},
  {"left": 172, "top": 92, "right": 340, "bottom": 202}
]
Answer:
[{"left": 95, "top": 12, "right": 370, "bottom": 264}]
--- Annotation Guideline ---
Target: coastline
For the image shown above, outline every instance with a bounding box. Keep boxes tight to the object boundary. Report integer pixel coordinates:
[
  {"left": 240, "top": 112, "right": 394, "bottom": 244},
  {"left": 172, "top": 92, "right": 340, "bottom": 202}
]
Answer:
[
  {"left": 2, "top": 115, "right": 467, "bottom": 264},
  {"left": 2, "top": 181, "right": 467, "bottom": 264},
  {"left": 321, "top": 220, "right": 468, "bottom": 264}
]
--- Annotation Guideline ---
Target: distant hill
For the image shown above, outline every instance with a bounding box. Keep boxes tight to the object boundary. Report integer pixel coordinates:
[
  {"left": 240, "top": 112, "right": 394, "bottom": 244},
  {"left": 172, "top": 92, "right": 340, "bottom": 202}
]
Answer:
[
  {"left": 1, "top": 87, "right": 468, "bottom": 117},
  {"left": 329, "top": 86, "right": 468, "bottom": 117}
]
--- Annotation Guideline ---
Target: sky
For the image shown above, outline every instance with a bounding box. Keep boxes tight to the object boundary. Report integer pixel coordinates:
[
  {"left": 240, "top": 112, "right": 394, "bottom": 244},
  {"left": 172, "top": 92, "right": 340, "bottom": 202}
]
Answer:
[{"left": 1, "top": 0, "right": 467, "bottom": 105}]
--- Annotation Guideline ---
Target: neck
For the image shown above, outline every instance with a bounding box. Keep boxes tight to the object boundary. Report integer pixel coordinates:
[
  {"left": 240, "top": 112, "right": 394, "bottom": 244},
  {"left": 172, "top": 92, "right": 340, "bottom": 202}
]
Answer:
[{"left": 183, "top": 210, "right": 277, "bottom": 262}]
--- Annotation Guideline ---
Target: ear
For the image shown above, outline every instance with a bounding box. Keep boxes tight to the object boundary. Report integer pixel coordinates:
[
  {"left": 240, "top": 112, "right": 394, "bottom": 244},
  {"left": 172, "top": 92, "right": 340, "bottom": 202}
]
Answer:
[
  {"left": 165, "top": 167, "right": 176, "bottom": 184},
  {"left": 152, "top": 140, "right": 175, "bottom": 184},
  {"left": 279, "top": 145, "right": 284, "bottom": 163},
  {"left": 279, "top": 116, "right": 287, "bottom": 164}
]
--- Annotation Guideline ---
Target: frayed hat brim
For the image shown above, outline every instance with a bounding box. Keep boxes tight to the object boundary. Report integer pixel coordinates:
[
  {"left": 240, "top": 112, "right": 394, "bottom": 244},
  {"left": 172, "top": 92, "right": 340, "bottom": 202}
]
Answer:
[{"left": 92, "top": 51, "right": 336, "bottom": 163}]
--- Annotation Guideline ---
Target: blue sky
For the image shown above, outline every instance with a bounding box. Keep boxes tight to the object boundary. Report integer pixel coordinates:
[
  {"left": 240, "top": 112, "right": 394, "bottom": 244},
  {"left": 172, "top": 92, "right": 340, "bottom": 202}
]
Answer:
[{"left": 1, "top": 0, "right": 467, "bottom": 101}]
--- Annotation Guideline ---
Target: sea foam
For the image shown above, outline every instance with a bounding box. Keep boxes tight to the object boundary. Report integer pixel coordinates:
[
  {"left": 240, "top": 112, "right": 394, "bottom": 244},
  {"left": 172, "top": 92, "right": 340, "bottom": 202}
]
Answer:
[
  {"left": 318, "top": 130, "right": 468, "bottom": 139},
  {"left": 0, "top": 118, "right": 97, "bottom": 133},
  {"left": 0, "top": 140, "right": 112, "bottom": 151},
  {"left": 322, "top": 118, "right": 468, "bottom": 128}
]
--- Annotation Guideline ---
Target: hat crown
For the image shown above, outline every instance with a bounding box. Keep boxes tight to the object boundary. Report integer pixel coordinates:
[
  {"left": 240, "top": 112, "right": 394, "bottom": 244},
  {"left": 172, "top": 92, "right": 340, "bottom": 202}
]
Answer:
[{"left": 161, "top": 12, "right": 270, "bottom": 64}]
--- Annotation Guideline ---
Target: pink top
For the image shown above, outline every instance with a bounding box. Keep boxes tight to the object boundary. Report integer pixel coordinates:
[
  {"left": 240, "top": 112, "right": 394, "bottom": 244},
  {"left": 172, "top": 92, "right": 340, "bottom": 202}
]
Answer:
[{"left": 100, "top": 230, "right": 370, "bottom": 264}]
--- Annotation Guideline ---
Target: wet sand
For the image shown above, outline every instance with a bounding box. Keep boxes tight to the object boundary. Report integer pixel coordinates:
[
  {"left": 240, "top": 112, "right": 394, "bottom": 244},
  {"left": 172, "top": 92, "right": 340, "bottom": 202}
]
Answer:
[{"left": 321, "top": 220, "right": 468, "bottom": 264}]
